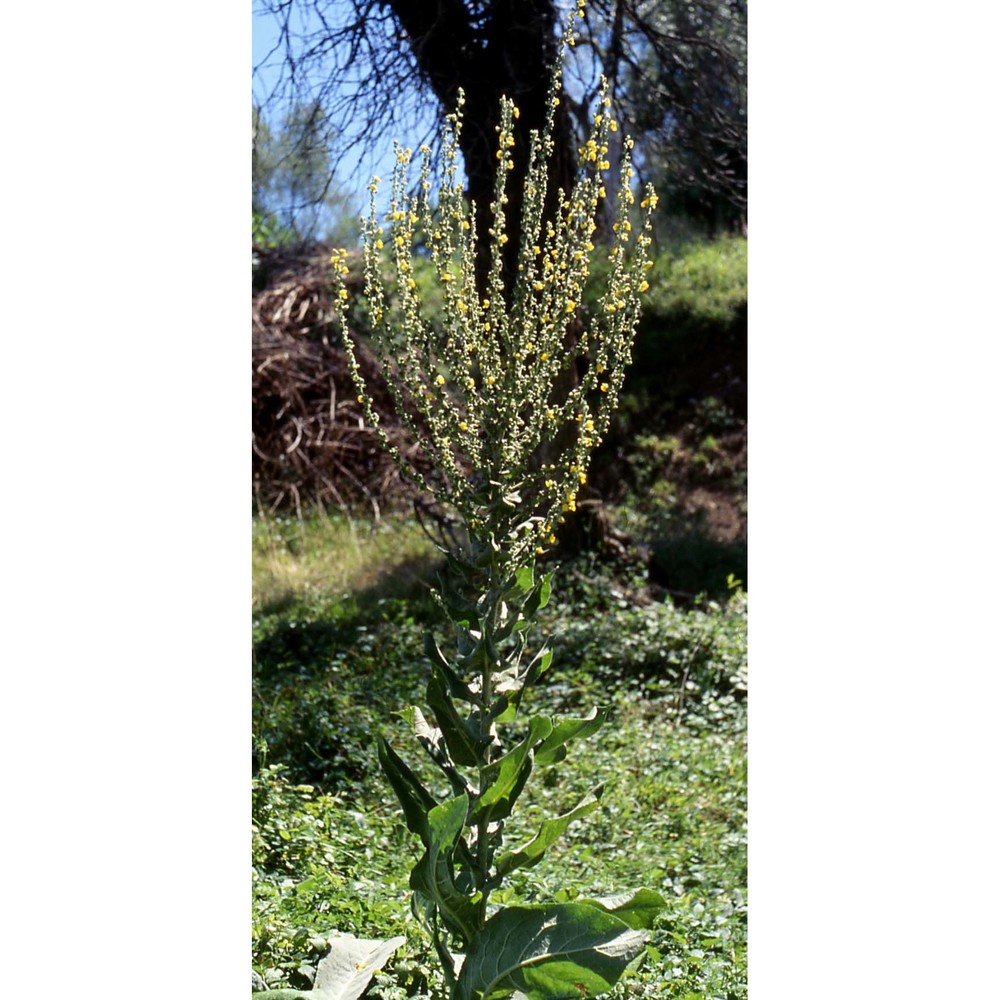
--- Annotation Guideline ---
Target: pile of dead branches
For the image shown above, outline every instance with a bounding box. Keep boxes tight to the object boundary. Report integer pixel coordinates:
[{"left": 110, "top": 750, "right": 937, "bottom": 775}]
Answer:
[{"left": 252, "top": 242, "right": 433, "bottom": 516}]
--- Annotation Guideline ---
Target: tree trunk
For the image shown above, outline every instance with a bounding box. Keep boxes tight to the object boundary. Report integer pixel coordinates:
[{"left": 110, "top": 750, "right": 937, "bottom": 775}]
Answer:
[{"left": 387, "top": 0, "right": 574, "bottom": 295}]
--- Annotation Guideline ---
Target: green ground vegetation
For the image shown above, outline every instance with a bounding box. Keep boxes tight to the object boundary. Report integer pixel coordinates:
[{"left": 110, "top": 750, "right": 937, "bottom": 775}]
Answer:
[{"left": 253, "top": 512, "right": 747, "bottom": 998}]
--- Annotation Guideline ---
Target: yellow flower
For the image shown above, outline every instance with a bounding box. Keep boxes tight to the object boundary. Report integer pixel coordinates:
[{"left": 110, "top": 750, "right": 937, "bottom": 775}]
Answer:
[
  {"left": 338, "top": 288, "right": 348, "bottom": 301},
  {"left": 459, "top": 421, "right": 468, "bottom": 431},
  {"left": 435, "top": 375, "right": 446, "bottom": 386},
  {"left": 600, "top": 382, "right": 609, "bottom": 392}
]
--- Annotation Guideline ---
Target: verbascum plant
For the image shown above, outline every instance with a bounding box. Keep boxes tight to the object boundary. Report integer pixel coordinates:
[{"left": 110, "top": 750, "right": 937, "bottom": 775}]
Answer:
[{"left": 327, "top": 5, "right": 664, "bottom": 997}]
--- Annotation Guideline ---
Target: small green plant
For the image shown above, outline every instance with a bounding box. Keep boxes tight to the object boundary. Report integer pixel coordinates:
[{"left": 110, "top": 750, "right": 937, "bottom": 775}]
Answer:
[{"left": 319, "top": 5, "right": 666, "bottom": 998}]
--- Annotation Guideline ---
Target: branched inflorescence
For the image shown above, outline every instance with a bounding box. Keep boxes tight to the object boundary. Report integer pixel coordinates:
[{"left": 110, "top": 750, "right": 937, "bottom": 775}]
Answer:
[{"left": 330, "top": 14, "right": 656, "bottom": 571}]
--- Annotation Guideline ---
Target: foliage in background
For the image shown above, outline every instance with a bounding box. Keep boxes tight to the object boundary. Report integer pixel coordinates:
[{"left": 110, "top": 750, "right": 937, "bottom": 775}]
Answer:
[
  {"left": 614, "top": 0, "right": 747, "bottom": 230},
  {"left": 253, "top": 101, "right": 361, "bottom": 245}
]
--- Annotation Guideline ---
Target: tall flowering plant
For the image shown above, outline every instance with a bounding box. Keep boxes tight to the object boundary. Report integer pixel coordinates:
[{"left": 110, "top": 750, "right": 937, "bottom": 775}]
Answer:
[{"left": 329, "top": 6, "right": 663, "bottom": 997}]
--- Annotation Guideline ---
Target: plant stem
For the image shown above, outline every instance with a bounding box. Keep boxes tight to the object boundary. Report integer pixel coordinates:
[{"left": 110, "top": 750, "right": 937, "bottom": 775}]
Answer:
[{"left": 475, "top": 566, "right": 501, "bottom": 924}]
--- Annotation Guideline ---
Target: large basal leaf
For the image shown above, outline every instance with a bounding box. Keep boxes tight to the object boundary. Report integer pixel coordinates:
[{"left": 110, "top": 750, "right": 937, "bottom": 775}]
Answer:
[
  {"left": 456, "top": 903, "right": 648, "bottom": 1000},
  {"left": 254, "top": 931, "right": 402, "bottom": 1000},
  {"left": 494, "top": 787, "right": 605, "bottom": 877},
  {"left": 533, "top": 709, "right": 607, "bottom": 767},
  {"left": 311, "top": 932, "right": 407, "bottom": 1000},
  {"left": 575, "top": 888, "right": 667, "bottom": 930},
  {"left": 409, "top": 793, "right": 478, "bottom": 942}
]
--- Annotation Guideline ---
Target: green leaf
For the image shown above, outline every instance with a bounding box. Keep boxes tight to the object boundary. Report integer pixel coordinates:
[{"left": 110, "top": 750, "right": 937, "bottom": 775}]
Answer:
[
  {"left": 377, "top": 737, "right": 435, "bottom": 845},
  {"left": 438, "top": 572, "right": 479, "bottom": 624},
  {"left": 524, "top": 648, "right": 554, "bottom": 686},
  {"left": 409, "top": 794, "right": 478, "bottom": 943},
  {"left": 494, "top": 649, "right": 553, "bottom": 726},
  {"left": 533, "top": 708, "right": 608, "bottom": 767},
  {"left": 575, "top": 888, "right": 667, "bottom": 930},
  {"left": 428, "top": 666, "right": 482, "bottom": 766},
  {"left": 494, "top": 786, "right": 605, "bottom": 877},
  {"left": 424, "top": 633, "right": 475, "bottom": 701},
  {"left": 523, "top": 573, "right": 553, "bottom": 616},
  {"left": 456, "top": 903, "right": 648, "bottom": 1000},
  {"left": 506, "top": 564, "right": 535, "bottom": 599},
  {"left": 474, "top": 716, "right": 553, "bottom": 822}
]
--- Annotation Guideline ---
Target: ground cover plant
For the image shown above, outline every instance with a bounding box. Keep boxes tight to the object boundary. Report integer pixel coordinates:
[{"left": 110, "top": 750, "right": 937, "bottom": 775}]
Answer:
[{"left": 253, "top": 516, "right": 746, "bottom": 997}]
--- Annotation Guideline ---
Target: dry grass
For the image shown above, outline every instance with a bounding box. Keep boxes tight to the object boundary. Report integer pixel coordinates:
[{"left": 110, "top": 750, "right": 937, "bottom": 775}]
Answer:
[{"left": 252, "top": 511, "right": 439, "bottom": 611}]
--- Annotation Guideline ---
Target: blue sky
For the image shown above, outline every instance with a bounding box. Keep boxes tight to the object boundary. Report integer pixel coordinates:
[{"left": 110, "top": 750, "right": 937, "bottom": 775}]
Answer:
[{"left": 252, "top": 3, "right": 441, "bottom": 235}]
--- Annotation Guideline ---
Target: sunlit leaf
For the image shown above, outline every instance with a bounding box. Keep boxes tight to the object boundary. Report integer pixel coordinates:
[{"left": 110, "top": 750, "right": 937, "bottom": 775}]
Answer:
[
  {"left": 494, "top": 787, "right": 605, "bottom": 877},
  {"left": 456, "top": 903, "right": 647, "bottom": 1000}
]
